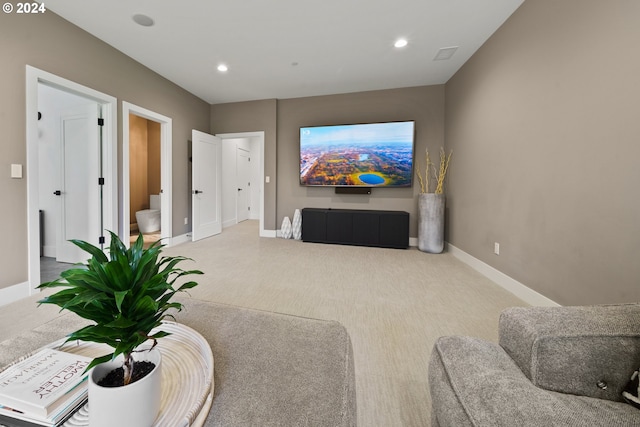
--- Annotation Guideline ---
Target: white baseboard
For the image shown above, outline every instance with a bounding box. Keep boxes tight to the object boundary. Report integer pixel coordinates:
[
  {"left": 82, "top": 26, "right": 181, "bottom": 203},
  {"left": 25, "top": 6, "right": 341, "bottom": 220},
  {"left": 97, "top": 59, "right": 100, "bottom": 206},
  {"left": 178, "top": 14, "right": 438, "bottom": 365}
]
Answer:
[
  {"left": 43, "top": 245, "right": 56, "bottom": 258},
  {"left": 170, "top": 233, "right": 191, "bottom": 246},
  {"left": 223, "top": 219, "right": 237, "bottom": 229},
  {"left": 261, "top": 229, "right": 277, "bottom": 238},
  {"left": 447, "top": 243, "right": 559, "bottom": 307},
  {"left": 0, "top": 281, "right": 37, "bottom": 307},
  {"left": 409, "top": 237, "right": 417, "bottom": 247}
]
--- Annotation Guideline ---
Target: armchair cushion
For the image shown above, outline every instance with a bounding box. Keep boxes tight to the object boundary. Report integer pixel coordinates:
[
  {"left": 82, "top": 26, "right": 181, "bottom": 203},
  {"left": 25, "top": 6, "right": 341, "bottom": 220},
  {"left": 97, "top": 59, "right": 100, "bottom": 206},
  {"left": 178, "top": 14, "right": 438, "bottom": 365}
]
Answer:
[
  {"left": 499, "top": 304, "right": 640, "bottom": 402},
  {"left": 429, "top": 335, "right": 640, "bottom": 426}
]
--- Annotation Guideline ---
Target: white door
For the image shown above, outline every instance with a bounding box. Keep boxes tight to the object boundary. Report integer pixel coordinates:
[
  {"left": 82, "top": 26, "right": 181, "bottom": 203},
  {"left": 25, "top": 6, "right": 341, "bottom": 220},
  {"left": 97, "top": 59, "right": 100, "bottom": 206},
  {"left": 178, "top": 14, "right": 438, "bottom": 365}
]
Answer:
[
  {"left": 192, "top": 130, "right": 222, "bottom": 241},
  {"left": 236, "top": 148, "right": 250, "bottom": 223},
  {"left": 56, "top": 104, "right": 102, "bottom": 263}
]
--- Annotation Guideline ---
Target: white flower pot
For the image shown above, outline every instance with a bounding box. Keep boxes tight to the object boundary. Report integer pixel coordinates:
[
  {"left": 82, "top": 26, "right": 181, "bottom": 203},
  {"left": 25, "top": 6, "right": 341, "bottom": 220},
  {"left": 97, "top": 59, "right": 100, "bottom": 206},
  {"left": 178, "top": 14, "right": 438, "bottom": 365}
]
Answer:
[{"left": 88, "top": 346, "right": 162, "bottom": 427}]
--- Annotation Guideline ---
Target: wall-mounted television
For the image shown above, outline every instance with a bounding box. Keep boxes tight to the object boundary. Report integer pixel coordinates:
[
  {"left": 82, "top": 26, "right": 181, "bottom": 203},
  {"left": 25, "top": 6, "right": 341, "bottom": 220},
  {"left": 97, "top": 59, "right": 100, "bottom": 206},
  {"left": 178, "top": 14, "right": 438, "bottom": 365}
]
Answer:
[{"left": 299, "top": 120, "right": 415, "bottom": 187}]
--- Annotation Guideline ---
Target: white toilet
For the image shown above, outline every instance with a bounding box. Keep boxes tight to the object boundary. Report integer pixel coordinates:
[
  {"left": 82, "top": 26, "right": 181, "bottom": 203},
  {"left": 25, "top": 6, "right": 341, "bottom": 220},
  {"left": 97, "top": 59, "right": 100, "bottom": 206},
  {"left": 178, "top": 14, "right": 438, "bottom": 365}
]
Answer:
[{"left": 135, "top": 194, "right": 161, "bottom": 234}]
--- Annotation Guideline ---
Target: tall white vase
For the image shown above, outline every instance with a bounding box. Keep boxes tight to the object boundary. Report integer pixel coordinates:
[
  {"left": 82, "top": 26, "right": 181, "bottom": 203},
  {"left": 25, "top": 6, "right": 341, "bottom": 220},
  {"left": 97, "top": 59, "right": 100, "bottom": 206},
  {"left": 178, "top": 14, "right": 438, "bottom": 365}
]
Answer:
[
  {"left": 88, "top": 347, "right": 162, "bottom": 427},
  {"left": 292, "top": 209, "right": 302, "bottom": 240},
  {"left": 418, "top": 193, "right": 445, "bottom": 253}
]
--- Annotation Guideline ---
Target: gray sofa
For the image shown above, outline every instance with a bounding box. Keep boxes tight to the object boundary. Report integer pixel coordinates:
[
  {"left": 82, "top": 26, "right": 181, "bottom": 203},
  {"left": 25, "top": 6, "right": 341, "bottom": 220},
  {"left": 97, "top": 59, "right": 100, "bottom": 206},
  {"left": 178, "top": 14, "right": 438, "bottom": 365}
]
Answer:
[
  {"left": 428, "top": 304, "right": 640, "bottom": 426},
  {"left": 0, "top": 298, "right": 357, "bottom": 427}
]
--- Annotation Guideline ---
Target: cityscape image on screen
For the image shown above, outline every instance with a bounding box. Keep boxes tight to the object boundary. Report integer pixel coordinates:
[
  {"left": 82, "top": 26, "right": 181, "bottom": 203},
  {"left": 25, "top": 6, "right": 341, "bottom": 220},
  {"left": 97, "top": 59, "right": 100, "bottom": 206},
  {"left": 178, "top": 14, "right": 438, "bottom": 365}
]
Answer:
[{"left": 299, "top": 121, "right": 415, "bottom": 187}]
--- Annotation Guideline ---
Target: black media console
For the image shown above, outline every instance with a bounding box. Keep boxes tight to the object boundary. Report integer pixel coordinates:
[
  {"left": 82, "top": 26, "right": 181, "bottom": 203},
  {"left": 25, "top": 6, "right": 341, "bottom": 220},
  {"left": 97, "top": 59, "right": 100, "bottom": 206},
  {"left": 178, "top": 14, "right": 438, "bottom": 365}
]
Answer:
[{"left": 302, "top": 208, "right": 409, "bottom": 249}]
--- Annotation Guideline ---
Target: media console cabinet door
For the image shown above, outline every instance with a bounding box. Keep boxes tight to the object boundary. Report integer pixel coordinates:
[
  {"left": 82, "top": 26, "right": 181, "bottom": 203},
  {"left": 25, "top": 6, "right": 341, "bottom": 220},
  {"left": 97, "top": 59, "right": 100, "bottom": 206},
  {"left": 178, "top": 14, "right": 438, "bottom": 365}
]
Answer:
[
  {"left": 326, "top": 211, "right": 353, "bottom": 244},
  {"left": 379, "top": 212, "right": 410, "bottom": 248},
  {"left": 301, "top": 209, "right": 327, "bottom": 242},
  {"left": 353, "top": 213, "right": 380, "bottom": 246}
]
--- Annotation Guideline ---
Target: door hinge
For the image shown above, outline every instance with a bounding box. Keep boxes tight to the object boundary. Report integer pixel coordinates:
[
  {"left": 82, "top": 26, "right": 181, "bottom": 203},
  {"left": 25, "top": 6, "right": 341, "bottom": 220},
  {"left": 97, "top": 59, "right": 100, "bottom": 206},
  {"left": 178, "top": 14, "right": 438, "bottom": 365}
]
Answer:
[
  {"left": 98, "top": 236, "right": 105, "bottom": 244},
  {"left": 248, "top": 157, "right": 251, "bottom": 162},
  {"left": 98, "top": 177, "right": 105, "bottom": 186},
  {"left": 98, "top": 118, "right": 104, "bottom": 126},
  {"left": 248, "top": 206, "right": 251, "bottom": 211}
]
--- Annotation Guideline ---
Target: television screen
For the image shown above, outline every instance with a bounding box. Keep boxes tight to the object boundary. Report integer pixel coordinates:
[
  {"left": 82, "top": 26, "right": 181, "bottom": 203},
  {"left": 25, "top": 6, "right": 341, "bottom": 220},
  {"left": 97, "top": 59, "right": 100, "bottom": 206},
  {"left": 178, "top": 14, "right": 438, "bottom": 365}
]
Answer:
[{"left": 300, "top": 120, "right": 415, "bottom": 187}]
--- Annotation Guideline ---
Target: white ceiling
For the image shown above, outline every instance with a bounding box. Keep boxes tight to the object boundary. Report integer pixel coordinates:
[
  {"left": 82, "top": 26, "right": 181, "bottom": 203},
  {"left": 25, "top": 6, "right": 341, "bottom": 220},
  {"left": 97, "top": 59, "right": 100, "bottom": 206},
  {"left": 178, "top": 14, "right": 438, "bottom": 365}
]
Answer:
[{"left": 43, "top": 0, "right": 525, "bottom": 104}]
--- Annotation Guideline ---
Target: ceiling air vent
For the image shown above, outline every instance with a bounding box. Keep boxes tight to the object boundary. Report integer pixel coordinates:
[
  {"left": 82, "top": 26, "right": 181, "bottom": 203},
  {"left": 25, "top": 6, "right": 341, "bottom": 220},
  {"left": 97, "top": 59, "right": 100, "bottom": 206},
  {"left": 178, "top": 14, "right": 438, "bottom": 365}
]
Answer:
[{"left": 433, "top": 46, "right": 458, "bottom": 61}]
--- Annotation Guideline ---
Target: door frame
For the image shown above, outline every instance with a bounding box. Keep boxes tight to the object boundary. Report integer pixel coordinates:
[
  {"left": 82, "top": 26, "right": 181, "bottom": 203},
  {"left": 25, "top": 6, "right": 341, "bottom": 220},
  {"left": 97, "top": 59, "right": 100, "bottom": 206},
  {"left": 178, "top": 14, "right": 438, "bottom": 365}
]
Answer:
[
  {"left": 26, "top": 65, "right": 118, "bottom": 294},
  {"left": 215, "top": 131, "right": 266, "bottom": 236},
  {"left": 122, "top": 102, "right": 173, "bottom": 246}
]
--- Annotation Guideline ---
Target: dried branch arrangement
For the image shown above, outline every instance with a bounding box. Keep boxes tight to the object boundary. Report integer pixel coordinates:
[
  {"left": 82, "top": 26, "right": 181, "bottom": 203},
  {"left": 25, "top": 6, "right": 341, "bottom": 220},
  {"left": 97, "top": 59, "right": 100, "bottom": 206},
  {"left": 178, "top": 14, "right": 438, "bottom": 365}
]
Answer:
[{"left": 416, "top": 147, "right": 452, "bottom": 194}]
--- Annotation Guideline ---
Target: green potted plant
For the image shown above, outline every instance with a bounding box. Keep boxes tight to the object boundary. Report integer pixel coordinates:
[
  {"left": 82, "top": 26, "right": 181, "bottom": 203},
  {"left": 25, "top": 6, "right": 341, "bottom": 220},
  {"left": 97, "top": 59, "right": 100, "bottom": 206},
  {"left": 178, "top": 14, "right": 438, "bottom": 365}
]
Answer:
[{"left": 37, "top": 231, "right": 202, "bottom": 427}]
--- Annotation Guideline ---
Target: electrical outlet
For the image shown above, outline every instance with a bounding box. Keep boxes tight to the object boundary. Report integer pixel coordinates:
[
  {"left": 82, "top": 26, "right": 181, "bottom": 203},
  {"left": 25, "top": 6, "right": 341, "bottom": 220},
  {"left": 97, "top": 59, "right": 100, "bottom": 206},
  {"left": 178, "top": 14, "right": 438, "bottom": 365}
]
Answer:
[
  {"left": 494, "top": 242, "right": 500, "bottom": 255},
  {"left": 184, "top": 217, "right": 188, "bottom": 225}
]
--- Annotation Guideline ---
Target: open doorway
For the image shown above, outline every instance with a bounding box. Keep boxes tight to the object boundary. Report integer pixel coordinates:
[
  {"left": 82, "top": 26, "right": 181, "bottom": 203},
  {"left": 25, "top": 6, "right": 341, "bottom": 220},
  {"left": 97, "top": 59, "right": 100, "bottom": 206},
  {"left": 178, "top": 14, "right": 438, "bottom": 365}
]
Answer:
[
  {"left": 37, "top": 85, "right": 102, "bottom": 281},
  {"left": 122, "top": 102, "right": 172, "bottom": 247},
  {"left": 26, "top": 66, "right": 117, "bottom": 295},
  {"left": 216, "top": 132, "right": 266, "bottom": 236}
]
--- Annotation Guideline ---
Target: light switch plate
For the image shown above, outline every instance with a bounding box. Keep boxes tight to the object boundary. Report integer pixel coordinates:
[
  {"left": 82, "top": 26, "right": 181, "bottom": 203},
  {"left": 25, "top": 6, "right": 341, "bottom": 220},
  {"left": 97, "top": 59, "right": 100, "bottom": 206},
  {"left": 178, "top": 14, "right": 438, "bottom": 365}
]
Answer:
[{"left": 11, "top": 164, "right": 23, "bottom": 179}]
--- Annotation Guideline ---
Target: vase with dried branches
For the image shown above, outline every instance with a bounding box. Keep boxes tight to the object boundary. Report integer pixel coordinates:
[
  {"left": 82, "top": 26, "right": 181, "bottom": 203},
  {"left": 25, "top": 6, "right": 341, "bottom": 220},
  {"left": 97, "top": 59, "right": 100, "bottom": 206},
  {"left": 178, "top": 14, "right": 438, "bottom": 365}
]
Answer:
[{"left": 415, "top": 148, "right": 452, "bottom": 253}]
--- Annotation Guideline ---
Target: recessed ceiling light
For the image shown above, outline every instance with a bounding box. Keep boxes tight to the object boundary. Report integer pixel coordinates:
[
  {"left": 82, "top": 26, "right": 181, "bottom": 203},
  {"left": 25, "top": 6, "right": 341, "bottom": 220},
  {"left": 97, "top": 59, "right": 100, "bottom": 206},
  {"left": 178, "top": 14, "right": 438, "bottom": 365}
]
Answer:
[
  {"left": 394, "top": 39, "right": 408, "bottom": 48},
  {"left": 217, "top": 64, "right": 228, "bottom": 72},
  {"left": 132, "top": 14, "right": 154, "bottom": 27}
]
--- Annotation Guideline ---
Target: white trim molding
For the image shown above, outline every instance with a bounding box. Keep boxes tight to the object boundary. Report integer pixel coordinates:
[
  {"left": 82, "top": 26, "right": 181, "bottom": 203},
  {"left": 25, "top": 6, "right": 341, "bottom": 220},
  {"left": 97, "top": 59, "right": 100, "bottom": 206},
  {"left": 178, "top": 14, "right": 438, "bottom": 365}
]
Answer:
[
  {"left": 447, "top": 243, "right": 559, "bottom": 307},
  {"left": 0, "top": 282, "right": 35, "bottom": 307},
  {"left": 170, "top": 233, "right": 192, "bottom": 246}
]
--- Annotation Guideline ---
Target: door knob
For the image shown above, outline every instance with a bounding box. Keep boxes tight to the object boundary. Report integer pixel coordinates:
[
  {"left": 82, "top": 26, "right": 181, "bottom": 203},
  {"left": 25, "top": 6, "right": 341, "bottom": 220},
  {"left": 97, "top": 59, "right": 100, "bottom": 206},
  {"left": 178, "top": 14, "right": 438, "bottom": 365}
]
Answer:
[
  {"left": 53, "top": 190, "right": 62, "bottom": 196},
  {"left": 237, "top": 188, "right": 243, "bottom": 191},
  {"left": 193, "top": 190, "right": 203, "bottom": 194}
]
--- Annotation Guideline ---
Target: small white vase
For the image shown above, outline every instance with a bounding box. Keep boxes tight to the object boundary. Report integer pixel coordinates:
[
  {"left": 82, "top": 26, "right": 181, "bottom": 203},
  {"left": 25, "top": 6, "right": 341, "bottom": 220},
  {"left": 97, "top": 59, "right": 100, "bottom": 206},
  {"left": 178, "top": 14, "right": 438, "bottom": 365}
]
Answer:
[
  {"left": 281, "top": 216, "right": 292, "bottom": 239},
  {"left": 88, "top": 347, "right": 162, "bottom": 427}
]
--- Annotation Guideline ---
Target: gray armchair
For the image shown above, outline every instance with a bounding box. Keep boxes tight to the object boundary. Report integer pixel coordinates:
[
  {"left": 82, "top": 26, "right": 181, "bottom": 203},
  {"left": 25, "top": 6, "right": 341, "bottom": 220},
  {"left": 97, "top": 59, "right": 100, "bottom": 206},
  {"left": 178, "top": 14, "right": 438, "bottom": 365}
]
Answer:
[{"left": 428, "top": 304, "right": 640, "bottom": 426}]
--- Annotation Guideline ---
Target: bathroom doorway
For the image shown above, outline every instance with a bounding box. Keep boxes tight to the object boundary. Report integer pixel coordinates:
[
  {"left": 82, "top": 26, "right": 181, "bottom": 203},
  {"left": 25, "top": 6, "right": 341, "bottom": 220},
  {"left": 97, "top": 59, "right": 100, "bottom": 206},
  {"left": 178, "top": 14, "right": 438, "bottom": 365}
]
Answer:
[
  {"left": 122, "top": 102, "right": 172, "bottom": 248},
  {"left": 26, "top": 66, "right": 118, "bottom": 296}
]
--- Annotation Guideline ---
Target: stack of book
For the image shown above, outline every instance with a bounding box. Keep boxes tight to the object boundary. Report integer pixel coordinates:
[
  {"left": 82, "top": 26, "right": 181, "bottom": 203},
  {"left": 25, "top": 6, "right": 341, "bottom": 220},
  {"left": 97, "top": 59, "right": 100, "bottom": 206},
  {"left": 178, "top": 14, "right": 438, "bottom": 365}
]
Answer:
[{"left": 0, "top": 348, "right": 92, "bottom": 427}]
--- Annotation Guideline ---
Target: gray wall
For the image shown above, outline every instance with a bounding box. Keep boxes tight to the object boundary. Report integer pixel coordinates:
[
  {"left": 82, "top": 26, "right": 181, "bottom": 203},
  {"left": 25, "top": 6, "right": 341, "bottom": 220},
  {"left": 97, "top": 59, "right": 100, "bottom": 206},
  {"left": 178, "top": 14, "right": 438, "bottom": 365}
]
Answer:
[
  {"left": 0, "top": 11, "right": 210, "bottom": 290},
  {"left": 277, "top": 86, "right": 445, "bottom": 237},
  {"left": 445, "top": 0, "right": 640, "bottom": 305}
]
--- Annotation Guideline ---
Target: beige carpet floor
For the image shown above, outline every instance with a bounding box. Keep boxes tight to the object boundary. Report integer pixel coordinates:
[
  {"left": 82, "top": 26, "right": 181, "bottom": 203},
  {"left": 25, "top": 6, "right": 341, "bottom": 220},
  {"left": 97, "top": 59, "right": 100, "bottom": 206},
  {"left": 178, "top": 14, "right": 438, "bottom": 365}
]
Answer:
[{"left": 1, "top": 220, "right": 529, "bottom": 426}]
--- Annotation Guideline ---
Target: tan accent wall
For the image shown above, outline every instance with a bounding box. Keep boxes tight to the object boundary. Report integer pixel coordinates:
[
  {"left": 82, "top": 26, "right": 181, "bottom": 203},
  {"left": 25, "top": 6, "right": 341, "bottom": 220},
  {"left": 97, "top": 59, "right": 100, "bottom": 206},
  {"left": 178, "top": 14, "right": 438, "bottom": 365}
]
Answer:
[
  {"left": 445, "top": 0, "right": 640, "bottom": 304},
  {"left": 211, "top": 86, "right": 444, "bottom": 236},
  {"left": 277, "top": 86, "right": 445, "bottom": 237},
  {"left": 0, "top": 11, "right": 209, "bottom": 290}
]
